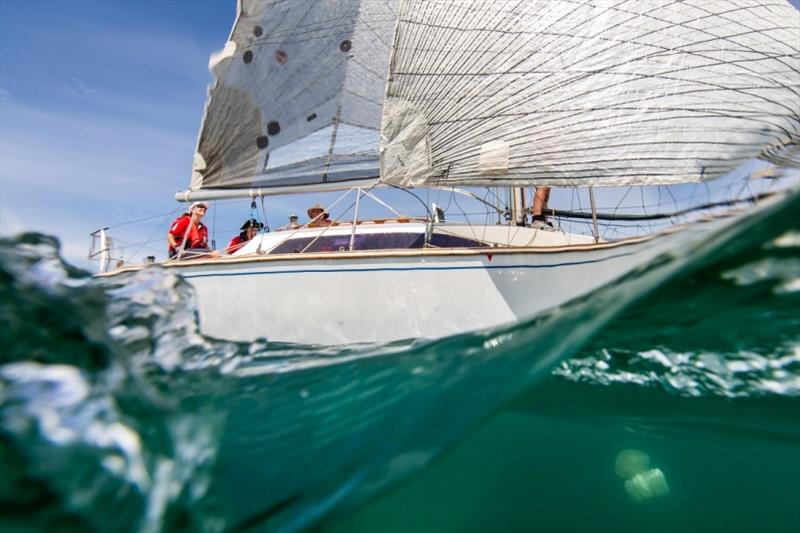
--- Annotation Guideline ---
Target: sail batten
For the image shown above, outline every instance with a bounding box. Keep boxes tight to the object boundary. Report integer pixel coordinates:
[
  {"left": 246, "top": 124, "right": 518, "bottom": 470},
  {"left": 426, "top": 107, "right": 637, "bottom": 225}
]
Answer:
[{"left": 380, "top": 0, "right": 800, "bottom": 187}]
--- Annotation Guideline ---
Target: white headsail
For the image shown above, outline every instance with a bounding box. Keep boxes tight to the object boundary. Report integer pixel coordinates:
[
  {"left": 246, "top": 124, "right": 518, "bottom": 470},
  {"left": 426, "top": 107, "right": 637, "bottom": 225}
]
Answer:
[
  {"left": 188, "top": 0, "right": 400, "bottom": 195},
  {"left": 380, "top": 0, "right": 800, "bottom": 188}
]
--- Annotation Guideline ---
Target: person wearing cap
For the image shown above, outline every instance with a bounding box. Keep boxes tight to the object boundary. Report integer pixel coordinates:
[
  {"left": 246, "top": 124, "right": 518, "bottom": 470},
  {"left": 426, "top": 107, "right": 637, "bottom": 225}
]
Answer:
[
  {"left": 167, "top": 202, "right": 213, "bottom": 259},
  {"left": 227, "top": 218, "right": 264, "bottom": 254},
  {"left": 306, "top": 203, "right": 332, "bottom": 227}
]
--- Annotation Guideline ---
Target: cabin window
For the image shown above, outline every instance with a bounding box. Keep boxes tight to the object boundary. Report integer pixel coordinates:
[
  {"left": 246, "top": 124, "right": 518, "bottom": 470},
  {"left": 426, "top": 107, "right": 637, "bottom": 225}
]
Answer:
[
  {"left": 269, "top": 232, "right": 486, "bottom": 254},
  {"left": 270, "top": 233, "right": 424, "bottom": 254},
  {"left": 428, "top": 234, "right": 488, "bottom": 248}
]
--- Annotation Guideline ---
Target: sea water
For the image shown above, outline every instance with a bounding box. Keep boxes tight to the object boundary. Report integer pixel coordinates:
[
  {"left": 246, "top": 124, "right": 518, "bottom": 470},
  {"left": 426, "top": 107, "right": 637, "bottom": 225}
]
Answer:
[{"left": 1, "top": 194, "right": 798, "bottom": 532}]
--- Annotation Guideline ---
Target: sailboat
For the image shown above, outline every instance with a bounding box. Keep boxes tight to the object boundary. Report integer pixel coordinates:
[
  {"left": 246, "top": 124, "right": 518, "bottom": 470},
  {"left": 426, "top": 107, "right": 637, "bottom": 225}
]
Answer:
[{"left": 97, "top": 0, "right": 800, "bottom": 345}]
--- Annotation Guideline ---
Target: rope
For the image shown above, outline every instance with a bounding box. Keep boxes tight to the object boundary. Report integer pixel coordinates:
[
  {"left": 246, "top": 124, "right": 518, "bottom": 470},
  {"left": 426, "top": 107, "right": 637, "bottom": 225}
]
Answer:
[
  {"left": 103, "top": 209, "right": 183, "bottom": 230},
  {"left": 124, "top": 206, "right": 183, "bottom": 263}
]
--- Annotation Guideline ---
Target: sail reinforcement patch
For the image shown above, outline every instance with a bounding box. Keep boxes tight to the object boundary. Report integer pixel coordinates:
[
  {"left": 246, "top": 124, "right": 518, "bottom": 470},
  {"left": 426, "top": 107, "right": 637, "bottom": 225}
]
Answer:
[{"left": 479, "top": 140, "right": 510, "bottom": 175}]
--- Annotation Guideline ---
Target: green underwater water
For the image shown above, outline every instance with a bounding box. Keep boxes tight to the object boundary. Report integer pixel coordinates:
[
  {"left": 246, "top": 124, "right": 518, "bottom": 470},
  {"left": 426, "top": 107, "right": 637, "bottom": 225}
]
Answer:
[{"left": 329, "top": 382, "right": 800, "bottom": 533}]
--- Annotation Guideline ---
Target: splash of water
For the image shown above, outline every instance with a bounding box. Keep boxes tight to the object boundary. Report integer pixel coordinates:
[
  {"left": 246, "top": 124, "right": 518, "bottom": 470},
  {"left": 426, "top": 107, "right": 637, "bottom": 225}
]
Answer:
[{"left": 0, "top": 192, "right": 797, "bottom": 532}]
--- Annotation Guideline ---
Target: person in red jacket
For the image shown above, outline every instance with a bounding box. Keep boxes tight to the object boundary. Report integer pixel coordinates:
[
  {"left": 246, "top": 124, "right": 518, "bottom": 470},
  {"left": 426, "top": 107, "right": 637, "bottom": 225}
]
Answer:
[
  {"left": 168, "top": 202, "right": 213, "bottom": 259},
  {"left": 226, "top": 218, "right": 263, "bottom": 254}
]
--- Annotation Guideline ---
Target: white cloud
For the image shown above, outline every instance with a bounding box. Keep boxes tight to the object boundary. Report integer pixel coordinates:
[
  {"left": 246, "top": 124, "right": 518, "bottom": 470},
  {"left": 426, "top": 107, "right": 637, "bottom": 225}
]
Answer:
[
  {"left": 91, "top": 28, "right": 213, "bottom": 83},
  {"left": 58, "top": 76, "right": 100, "bottom": 98}
]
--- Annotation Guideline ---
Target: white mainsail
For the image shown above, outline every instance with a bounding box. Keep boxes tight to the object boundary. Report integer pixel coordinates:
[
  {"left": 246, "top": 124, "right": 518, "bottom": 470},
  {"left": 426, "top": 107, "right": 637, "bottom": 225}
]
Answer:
[
  {"left": 190, "top": 0, "right": 399, "bottom": 193},
  {"left": 381, "top": 0, "right": 800, "bottom": 188},
  {"left": 183, "top": 0, "right": 799, "bottom": 199}
]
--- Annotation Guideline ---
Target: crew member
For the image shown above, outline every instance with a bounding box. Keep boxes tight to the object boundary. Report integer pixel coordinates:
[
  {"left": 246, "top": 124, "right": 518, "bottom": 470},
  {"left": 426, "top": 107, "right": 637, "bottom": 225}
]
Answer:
[
  {"left": 531, "top": 187, "right": 554, "bottom": 230},
  {"left": 167, "top": 202, "right": 213, "bottom": 258},
  {"left": 227, "top": 218, "right": 263, "bottom": 254},
  {"left": 307, "top": 203, "right": 332, "bottom": 227}
]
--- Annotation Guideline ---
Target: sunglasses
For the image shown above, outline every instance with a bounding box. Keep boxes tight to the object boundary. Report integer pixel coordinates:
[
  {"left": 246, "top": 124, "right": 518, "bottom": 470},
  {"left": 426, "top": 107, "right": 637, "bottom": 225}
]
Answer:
[{"left": 195, "top": 206, "right": 207, "bottom": 211}]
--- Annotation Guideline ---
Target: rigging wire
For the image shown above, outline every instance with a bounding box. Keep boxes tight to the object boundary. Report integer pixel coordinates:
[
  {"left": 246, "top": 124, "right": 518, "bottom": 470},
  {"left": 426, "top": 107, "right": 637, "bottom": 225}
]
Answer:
[
  {"left": 549, "top": 191, "right": 778, "bottom": 222},
  {"left": 102, "top": 209, "right": 185, "bottom": 230},
  {"left": 259, "top": 198, "right": 270, "bottom": 232},
  {"left": 124, "top": 206, "right": 183, "bottom": 263},
  {"left": 385, "top": 183, "right": 433, "bottom": 220}
]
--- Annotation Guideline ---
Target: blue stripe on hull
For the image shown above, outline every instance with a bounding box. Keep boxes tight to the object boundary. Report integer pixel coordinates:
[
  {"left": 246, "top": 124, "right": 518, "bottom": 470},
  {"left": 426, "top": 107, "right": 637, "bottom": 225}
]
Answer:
[{"left": 181, "top": 251, "right": 636, "bottom": 279}]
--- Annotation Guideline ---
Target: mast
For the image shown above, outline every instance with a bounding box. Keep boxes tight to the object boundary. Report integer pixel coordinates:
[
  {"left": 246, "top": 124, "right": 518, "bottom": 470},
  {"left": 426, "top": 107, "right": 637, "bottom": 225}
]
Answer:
[{"left": 510, "top": 187, "right": 527, "bottom": 227}]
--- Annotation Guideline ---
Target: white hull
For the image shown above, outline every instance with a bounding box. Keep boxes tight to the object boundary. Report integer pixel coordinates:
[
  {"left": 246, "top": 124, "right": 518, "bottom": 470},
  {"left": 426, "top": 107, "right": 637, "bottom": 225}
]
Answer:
[{"left": 155, "top": 211, "right": 747, "bottom": 345}]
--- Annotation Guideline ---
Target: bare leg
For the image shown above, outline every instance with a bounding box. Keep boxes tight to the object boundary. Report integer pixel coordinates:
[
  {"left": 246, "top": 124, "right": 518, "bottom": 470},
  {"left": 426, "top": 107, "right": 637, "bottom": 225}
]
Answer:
[
  {"left": 531, "top": 187, "right": 555, "bottom": 230},
  {"left": 532, "top": 187, "right": 551, "bottom": 217}
]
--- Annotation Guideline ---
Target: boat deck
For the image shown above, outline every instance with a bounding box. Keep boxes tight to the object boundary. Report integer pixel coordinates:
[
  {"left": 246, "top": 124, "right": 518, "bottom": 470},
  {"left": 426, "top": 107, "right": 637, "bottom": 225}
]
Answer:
[{"left": 234, "top": 220, "right": 598, "bottom": 257}]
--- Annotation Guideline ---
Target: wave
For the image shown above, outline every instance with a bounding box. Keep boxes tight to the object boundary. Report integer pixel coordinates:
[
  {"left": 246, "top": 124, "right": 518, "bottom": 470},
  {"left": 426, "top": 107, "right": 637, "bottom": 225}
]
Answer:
[{"left": 0, "top": 192, "right": 797, "bottom": 531}]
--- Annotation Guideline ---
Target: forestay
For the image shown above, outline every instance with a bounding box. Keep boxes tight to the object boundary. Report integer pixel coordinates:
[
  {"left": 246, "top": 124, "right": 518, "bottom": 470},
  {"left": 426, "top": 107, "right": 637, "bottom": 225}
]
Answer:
[
  {"left": 190, "top": 0, "right": 399, "bottom": 193},
  {"left": 380, "top": 0, "right": 800, "bottom": 188}
]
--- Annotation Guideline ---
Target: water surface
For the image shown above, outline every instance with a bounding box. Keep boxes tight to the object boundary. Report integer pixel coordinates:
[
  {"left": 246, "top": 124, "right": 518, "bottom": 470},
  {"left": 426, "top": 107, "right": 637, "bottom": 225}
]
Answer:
[{"left": 1, "top": 193, "right": 797, "bottom": 532}]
